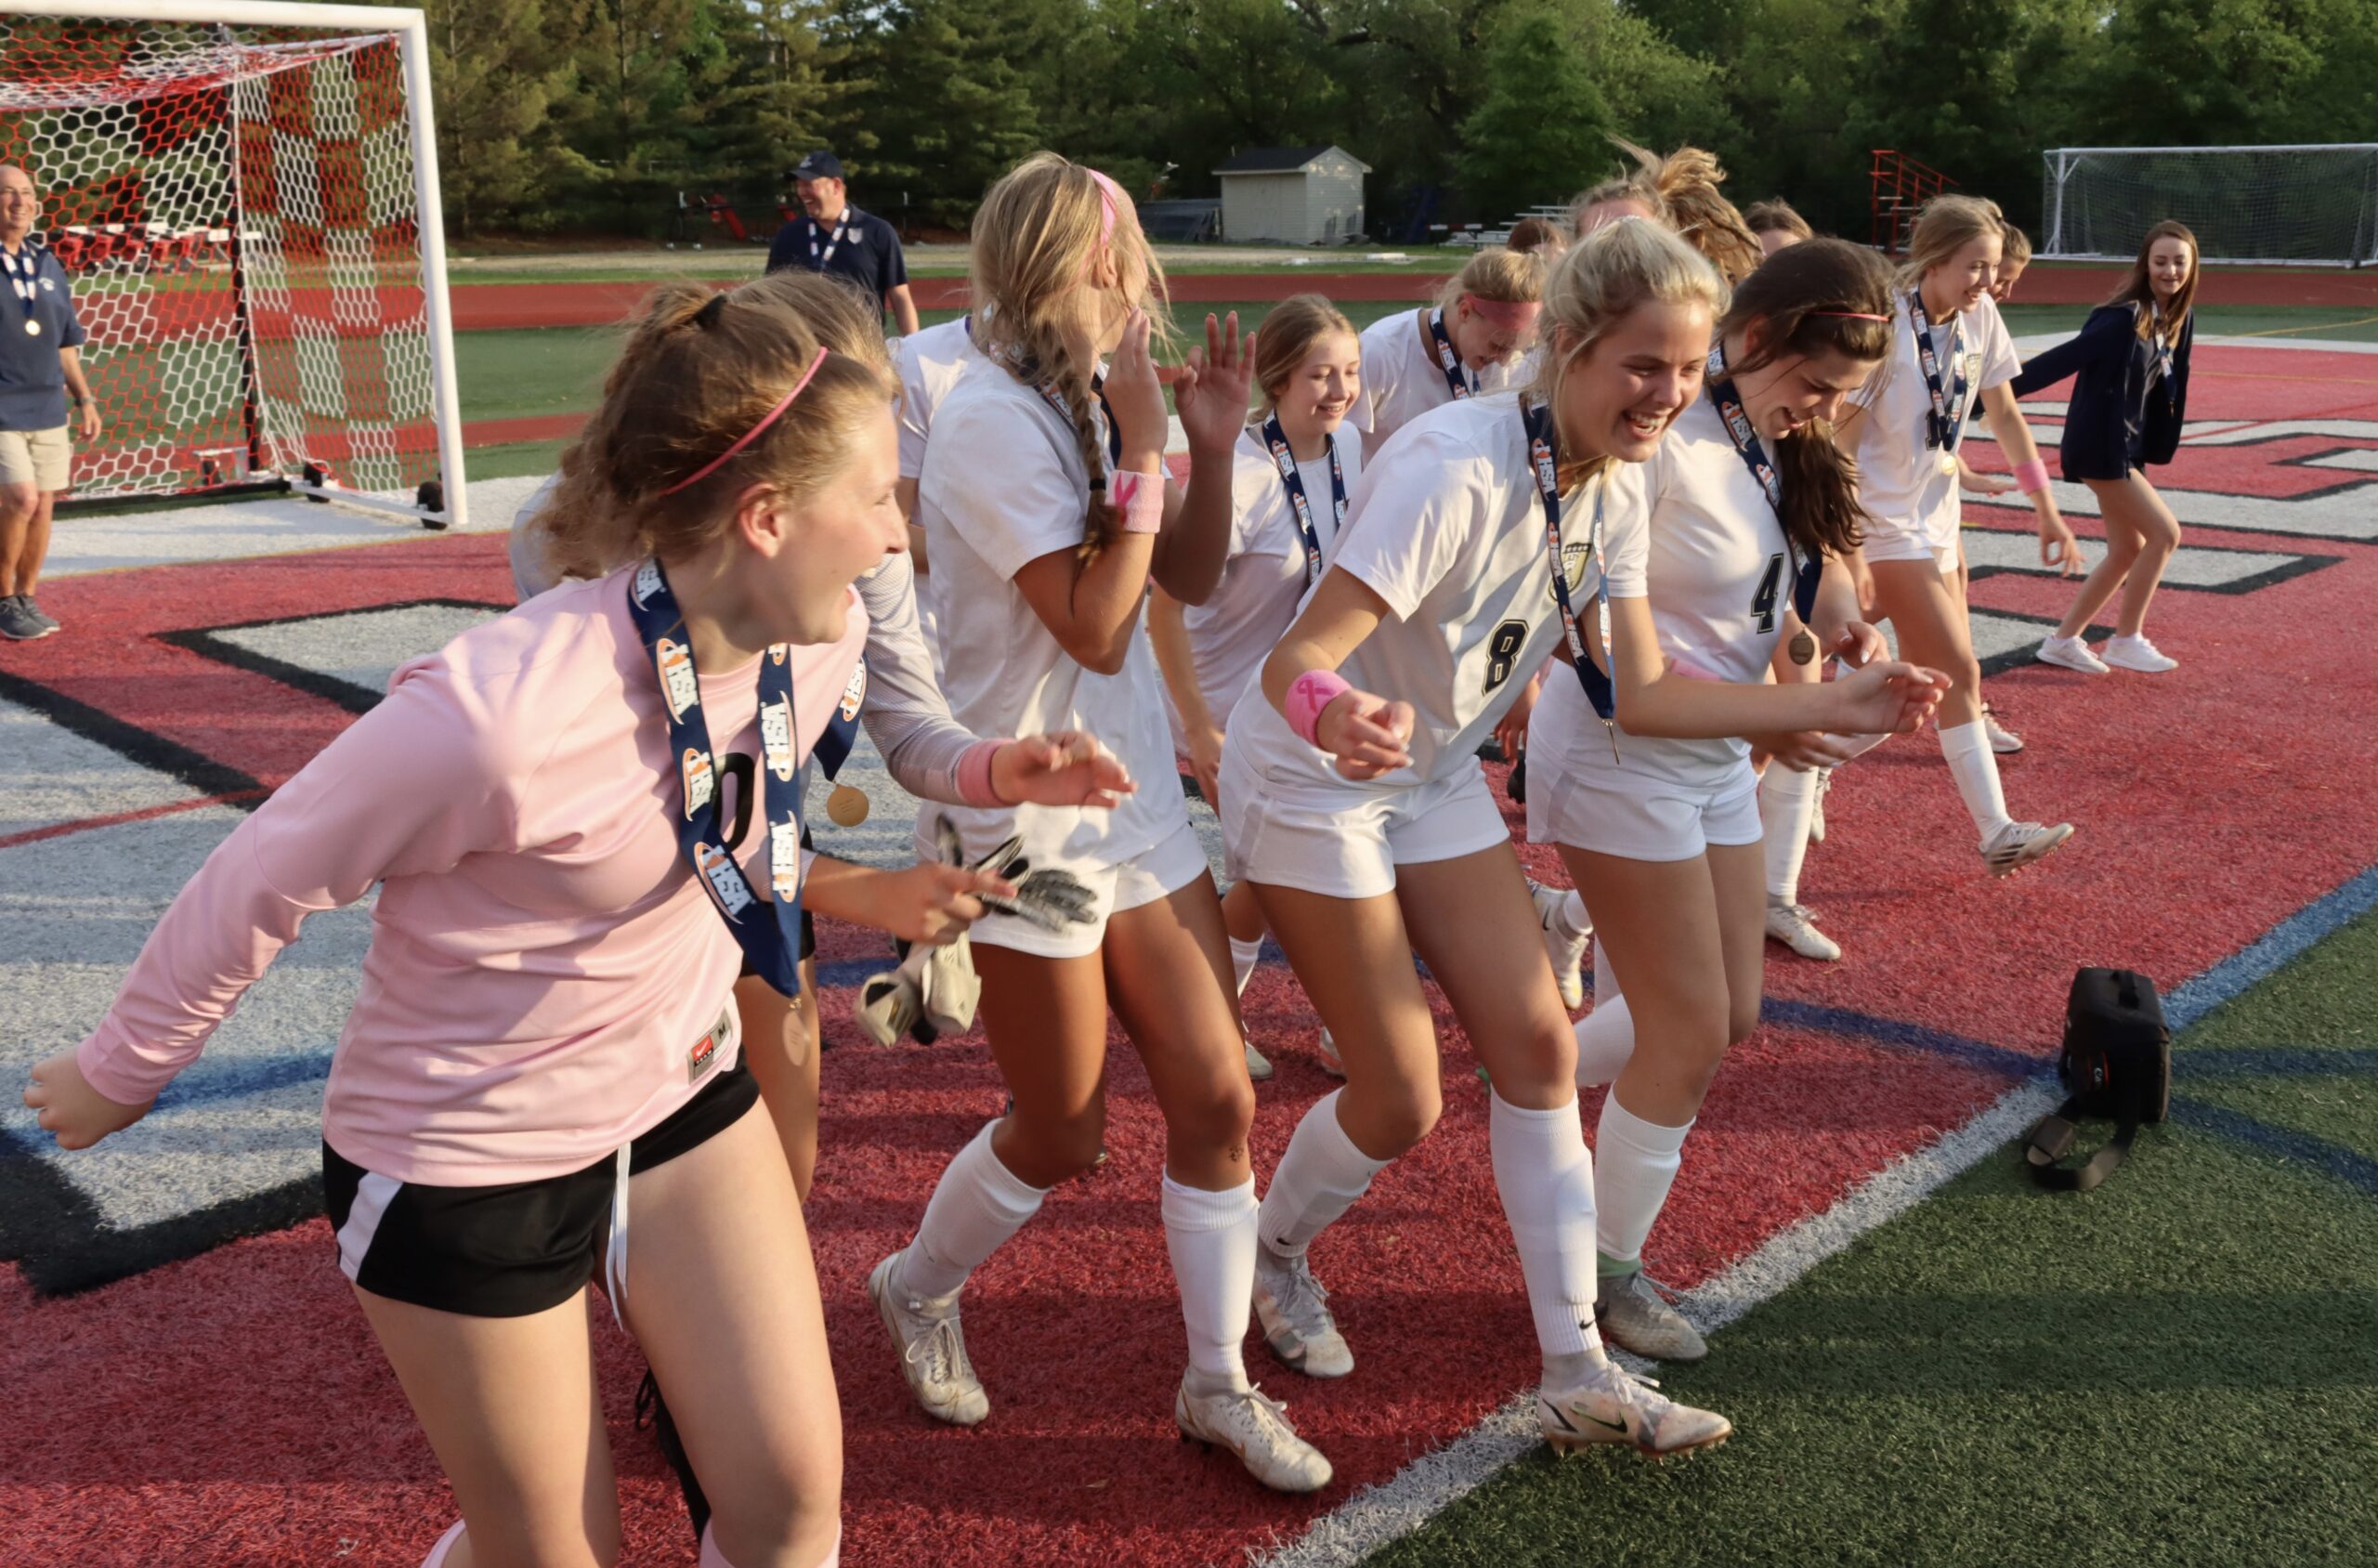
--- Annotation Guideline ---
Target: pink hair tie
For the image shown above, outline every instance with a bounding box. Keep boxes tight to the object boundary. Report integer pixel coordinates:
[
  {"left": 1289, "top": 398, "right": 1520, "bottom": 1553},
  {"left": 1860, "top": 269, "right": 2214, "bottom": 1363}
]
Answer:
[
  {"left": 1285, "top": 669, "right": 1352, "bottom": 748},
  {"left": 2012, "top": 458, "right": 2052, "bottom": 495},
  {"left": 1462, "top": 294, "right": 1540, "bottom": 333},
  {"left": 661, "top": 346, "right": 830, "bottom": 497},
  {"left": 1088, "top": 169, "right": 1123, "bottom": 242}
]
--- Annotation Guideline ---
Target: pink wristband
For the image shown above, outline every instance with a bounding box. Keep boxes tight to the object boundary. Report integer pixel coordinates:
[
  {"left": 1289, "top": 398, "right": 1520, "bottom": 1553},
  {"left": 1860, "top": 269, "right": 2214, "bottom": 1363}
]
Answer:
[
  {"left": 1110, "top": 470, "right": 1164, "bottom": 534},
  {"left": 957, "top": 738, "right": 1012, "bottom": 807},
  {"left": 1285, "top": 670, "right": 1352, "bottom": 747},
  {"left": 2013, "top": 458, "right": 2051, "bottom": 495}
]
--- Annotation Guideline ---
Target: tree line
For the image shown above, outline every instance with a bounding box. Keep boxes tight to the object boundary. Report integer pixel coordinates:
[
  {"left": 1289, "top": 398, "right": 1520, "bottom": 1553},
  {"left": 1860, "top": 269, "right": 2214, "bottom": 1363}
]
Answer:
[{"left": 401, "top": 0, "right": 2378, "bottom": 244}]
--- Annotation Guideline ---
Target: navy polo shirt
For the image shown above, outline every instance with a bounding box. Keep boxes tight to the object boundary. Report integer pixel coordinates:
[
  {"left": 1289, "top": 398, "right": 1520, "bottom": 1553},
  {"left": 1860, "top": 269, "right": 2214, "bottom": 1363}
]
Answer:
[
  {"left": 0, "top": 242, "right": 86, "bottom": 432},
  {"left": 764, "top": 206, "right": 908, "bottom": 317}
]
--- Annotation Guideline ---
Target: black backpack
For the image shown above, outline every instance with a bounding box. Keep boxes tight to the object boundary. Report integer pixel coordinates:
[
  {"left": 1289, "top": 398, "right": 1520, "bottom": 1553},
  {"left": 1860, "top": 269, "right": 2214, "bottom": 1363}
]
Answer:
[{"left": 2024, "top": 967, "right": 2171, "bottom": 1191}]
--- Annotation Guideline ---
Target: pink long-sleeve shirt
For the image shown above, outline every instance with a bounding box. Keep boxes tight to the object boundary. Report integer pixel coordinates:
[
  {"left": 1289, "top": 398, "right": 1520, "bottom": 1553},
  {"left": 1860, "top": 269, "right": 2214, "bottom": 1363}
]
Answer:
[{"left": 74, "top": 565, "right": 867, "bottom": 1185}]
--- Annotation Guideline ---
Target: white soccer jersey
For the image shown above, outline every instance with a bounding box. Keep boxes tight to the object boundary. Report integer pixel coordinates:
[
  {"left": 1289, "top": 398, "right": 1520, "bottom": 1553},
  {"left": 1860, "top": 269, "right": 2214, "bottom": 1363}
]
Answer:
[
  {"left": 916, "top": 359, "right": 1185, "bottom": 871},
  {"left": 1164, "top": 422, "right": 1365, "bottom": 754},
  {"left": 1226, "top": 391, "right": 1643, "bottom": 793},
  {"left": 1352, "top": 307, "right": 1524, "bottom": 454},
  {"left": 1533, "top": 395, "right": 1793, "bottom": 789},
  {"left": 1851, "top": 290, "right": 2021, "bottom": 554},
  {"left": 896, "top": 316, "right": 983, "bottom": 481}
]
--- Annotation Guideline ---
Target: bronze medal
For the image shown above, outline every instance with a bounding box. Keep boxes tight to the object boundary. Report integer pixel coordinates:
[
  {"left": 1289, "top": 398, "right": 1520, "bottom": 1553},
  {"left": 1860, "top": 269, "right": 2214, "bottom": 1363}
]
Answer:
[
  {"left": 1790, "top": 629, "right": 1817, "bottom": 666},
  {"left": 827, "top": 783, "right": 870, "bottom": 827}
]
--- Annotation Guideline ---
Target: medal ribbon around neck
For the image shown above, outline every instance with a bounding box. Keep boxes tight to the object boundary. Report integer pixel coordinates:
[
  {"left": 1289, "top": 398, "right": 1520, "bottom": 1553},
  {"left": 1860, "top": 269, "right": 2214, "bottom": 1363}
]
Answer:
[
  {"left": 1704, "top": 342, "right": 1823, "bottom": 628},
  {"left": 1428, "top": 307, "right": 1478, "bottom": 400},
  {"left": 1522, "top": 398, "right": 1616, "bottom": 757},
  {"left": 626, "top": 557, "right": 824, "bottom": 997},
  {"left": 810, "top": 207, "right": 853, "bottom": 266},
  {"left": 1906, "top": 290, "right": 1970, "bottom": 460},
  {"left": 3, "top": 244, "right": 42, "bottom": 336},
  {"left": 1260, "top": 413, "right": 1345, "bottom": 584}
]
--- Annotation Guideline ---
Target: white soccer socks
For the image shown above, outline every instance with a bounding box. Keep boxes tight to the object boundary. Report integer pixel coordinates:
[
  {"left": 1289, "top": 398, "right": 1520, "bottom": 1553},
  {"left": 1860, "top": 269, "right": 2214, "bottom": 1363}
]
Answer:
[
  {"left": 1162, "top": 1173, "right": 1260, "bottom": 1388},
  {"left": 1256, "top": 1090, "right": 1390, "bottom": 1261},
  {"left": 1760, "top": 764, "right": 1820, "bottom": 906},
  {"left": 421, "top": 1522, "right": 464, "bottom": 1568},
  {"left": 1594, "top": 1092, "right": 1694, "bottom": 1273},
  {"left": 901, "top": 1120, "right": 1050, "bottom": 1299},
  {"left": 698, "top": 1522, "right": 841, "bottom": 1568},
  {"left": 1230, "top": 935, "right": 1263, "bottom": 997},
  {"left": 1940, "top": 720, "right": 2014, "bottom": 843},
  {"left": 1488, "top": 1090, "right": 1600, "bottom": 1360},
  {"left": 1573, "top": 989, "right": 1637, "bottom": 1089}
]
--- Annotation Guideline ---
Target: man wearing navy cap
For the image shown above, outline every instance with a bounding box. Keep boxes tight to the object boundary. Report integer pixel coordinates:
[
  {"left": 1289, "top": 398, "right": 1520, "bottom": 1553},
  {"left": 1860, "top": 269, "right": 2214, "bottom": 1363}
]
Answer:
[
  {"left": 765, "top": 150, "right": 919, "bottom": 333},
  {"left": 0, "top": 164, "right": 98, "bottom": 643}
]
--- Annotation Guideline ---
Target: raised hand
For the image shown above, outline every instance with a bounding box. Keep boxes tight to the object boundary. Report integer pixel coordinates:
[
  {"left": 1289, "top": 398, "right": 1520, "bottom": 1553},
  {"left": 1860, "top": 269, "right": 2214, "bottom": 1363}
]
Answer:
[
  {"left": 1316, "top": 686, "right": 1417, "bottom": 780},
  {"left": 1104, "top": 308, "right": 1169, "bottom": 472},
  {"left": 1170, "top": 311, "right": 1255, "bottom": 456},
  {"left": 22, "top": 1050, "right": 150, "bottom": 1151},
  {"left": 993, "top": 732, "right": 1139, "bottom": 810}
]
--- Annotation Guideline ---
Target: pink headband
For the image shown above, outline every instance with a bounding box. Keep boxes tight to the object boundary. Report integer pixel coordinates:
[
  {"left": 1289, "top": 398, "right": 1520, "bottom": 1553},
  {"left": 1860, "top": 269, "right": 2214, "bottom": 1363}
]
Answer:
[
  {"left": 660, "top": 346, "right": 830, "bottom": 497},
  {"left": 1462, "top": 293, "right": 1541, "bottom": 332},
  {"left": 1812, "top": 310, "right": 1890, "bottom": 322}
]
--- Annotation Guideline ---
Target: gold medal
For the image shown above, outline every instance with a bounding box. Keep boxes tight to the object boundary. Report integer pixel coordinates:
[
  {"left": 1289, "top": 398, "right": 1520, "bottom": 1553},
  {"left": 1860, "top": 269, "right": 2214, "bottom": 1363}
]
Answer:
[
  {"left": 827, "top": 783, "right": 869, "bottom": 827},
  {"left": 1790, "top": 629, "right": 1817, "bottom": 666}
]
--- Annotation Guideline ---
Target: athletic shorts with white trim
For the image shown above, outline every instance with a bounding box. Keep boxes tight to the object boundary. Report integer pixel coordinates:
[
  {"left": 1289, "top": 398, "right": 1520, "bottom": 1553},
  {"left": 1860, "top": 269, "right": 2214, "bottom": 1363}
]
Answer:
[
  {"left": 323, "top": 1039, "right": 756, "bottom": 1318},
  {"left": 1528, "top": 755, "right": 1764, "bottom": 863},
  {"left": 1219, "top": 746, "right": 1509, "bottom": 900}
]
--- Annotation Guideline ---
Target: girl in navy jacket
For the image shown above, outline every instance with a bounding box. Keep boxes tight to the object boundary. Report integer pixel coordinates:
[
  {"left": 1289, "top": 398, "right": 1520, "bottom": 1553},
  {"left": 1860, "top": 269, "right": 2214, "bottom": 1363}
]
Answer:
[{"left": 2013, "top": 220, "right": 2198, "bottom": 674}]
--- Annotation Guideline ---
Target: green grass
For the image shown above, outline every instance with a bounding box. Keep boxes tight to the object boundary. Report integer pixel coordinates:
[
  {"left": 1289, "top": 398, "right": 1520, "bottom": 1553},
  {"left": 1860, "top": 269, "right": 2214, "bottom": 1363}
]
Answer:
[{"left": 1363, "top": 909, "right": 2378, "bottom": 1568}]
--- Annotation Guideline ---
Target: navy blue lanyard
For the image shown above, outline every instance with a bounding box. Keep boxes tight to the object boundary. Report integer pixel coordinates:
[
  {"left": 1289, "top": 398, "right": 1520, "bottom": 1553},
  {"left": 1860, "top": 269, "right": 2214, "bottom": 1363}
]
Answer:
[
  {"left": 1522, "top": 399, "right": 1614, "bottom": 751},
  {"left": 1703, "top": 344, "right": 1821, "bottom": 625},
  {"left": 3, "top": 245, "right": 41, "bottom": 333},
  {"left": 810, "top": 208, "right": 852, "bottom": 265},
  {"left": 1907, "top": 292, "right": 1969, "bottom": 457},
  {"left": 1427, "top": 308, "right": 1478, "bottom": 400},
  {"left": 625, "top": 558, "right": 824, "bottom": 997},
  {"left": 1260, "top": 415, "right": 1344, "bottom": 583}
]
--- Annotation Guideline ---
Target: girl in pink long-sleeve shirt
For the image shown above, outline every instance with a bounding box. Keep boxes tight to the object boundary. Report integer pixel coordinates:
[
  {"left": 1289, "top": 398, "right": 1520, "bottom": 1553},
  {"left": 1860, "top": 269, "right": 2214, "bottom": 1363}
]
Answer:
[{"left": 21, "top": 273, "right": 1123, "bottom": 1568}]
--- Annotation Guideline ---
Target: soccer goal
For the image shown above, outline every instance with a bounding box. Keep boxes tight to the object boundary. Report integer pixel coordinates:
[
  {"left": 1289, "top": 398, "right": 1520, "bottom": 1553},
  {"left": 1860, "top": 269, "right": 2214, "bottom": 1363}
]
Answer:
[
  {"left": 0, "top": 1, "right": 465, "bottom": 528},
  {"left": 2040, "top": 144, "right": 2378, "bottom": 268}
]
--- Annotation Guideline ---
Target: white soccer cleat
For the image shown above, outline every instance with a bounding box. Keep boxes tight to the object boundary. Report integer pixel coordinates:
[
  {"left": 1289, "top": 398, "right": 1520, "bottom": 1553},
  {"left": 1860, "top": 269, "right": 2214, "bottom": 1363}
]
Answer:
[
  {"left": 1981, "top": 819, "right": 2074, "bottom": 878},
  {"left": 1538, "top": 1356, "right": 1731, "bottom": 1460},
  {"left": 1176, "top": 1376, "right": 1334, "bottom": 1493},
  {"left": 1980, "top": 702, "right": 2024, "bottom": 754},
  {"left": 1595, "top": 1269, "right": 1710, "bottom": 1362},
  {"left": 1764, "top": 900, "right": 1842, "bottom": 961},
  {"left": 1315, "top": 1027, "right": 1346, "bottom": 1078},
  {"left": 868, "top": 1250, "right": 989, "bottom": 1427},
  {"left": 2100, "top": 634, "right": 2177, "bottom": 673},
  {"left": 1529, "top": 879, "right": 1590, "bottom": 1011},
  {"left": 1244, "top": 1035, "right": 1274, "bottom": 1082},
  {"left": 2034, "top": 634, "right": 2110, "bottom": 674},
  {"left": 1808, "top": 767, "right": 1831, "bottom": 844},
  {"left": 1253, "top": 1245, "right": 1354, "bottom": 1379}
]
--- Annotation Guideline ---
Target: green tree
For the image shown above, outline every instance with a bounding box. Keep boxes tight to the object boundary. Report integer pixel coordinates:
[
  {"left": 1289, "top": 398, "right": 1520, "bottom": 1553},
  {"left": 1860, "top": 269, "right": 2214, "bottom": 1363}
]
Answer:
[{"left": 1457, "top": 7, "right": 1614, "bottom": 220}]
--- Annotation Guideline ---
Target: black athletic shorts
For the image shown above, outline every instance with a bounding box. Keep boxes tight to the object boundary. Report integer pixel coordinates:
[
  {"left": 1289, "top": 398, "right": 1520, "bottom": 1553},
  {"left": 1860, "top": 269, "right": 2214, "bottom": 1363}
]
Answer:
[{"left": 322, "top": 1039, "right": 758, "bottom": 1319}]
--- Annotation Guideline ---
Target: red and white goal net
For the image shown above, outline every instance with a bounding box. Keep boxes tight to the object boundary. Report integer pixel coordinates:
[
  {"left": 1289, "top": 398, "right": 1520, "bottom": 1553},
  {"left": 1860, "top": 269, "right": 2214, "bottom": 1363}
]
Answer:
[{"left": 0, "top": 4, "right": 463, "bottom": 525}]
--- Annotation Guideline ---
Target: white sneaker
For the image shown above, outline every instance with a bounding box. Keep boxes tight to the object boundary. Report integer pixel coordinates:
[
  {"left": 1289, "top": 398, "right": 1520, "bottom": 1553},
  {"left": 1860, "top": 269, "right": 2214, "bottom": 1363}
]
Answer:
[
  {"left": 1253, "top": 1246, "right": 1353, "bottom": 1378},
  {"left": 1176, "top": 1373, "right": 1333, "bottom": 1493},
  {"left": 1529, "top": 879, "right": 1590, "bottom": 1011},
  {"left": 868, "top": 1250, "right": 989, "bottom": 1427},
  {"left": 1315, "top": 1027, "right": 1346, "bottom": 1078},
  {"left": 1244, "top": 1035, "right": 1274, "bottom": 1082},
  {"left": 1980, "top": 702, "right": 2024, "bottom": 754},
  {"left": 1538, "top": 1356, "right": 1731, "bottom": 1459},
  {"left": 2035, "top": 634, "right": 2110, "bottom": 675},
  {"left": 1807, "top": 767, "right": 1831, "bottom": 844},
  {"left": 1764, "top": 900, "right": 1841, "bottom": 961},
  {"left": 1980, "top": 819, "right": 2074, "bottom": 878},
  {"left": 2100, "top": 634, "right": 2177, "bottom": 673}
]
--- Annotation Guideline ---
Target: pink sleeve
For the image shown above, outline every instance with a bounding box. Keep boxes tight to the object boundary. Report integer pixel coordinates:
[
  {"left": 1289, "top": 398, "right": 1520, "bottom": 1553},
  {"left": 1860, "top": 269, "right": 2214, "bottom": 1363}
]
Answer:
[{"left": 74, "top": 660, "right": 527, "bottom": 1105}]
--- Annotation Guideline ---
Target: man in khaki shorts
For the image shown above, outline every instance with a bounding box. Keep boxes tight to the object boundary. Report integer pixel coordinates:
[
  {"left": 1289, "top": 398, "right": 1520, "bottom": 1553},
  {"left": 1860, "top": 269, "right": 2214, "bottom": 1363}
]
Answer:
[{"left": 0, "top": 164, "right": 98, "bottom": 641}]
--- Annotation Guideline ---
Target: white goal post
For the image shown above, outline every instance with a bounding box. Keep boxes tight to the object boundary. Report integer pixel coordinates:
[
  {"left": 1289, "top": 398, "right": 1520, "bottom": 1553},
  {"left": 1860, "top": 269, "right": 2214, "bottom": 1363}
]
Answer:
[
  {"left": 2041, "top": 144, "right": 2378, "bottom": 269},
  {"left": 0, "top": 0, "right": 466, "bottom": 528}
]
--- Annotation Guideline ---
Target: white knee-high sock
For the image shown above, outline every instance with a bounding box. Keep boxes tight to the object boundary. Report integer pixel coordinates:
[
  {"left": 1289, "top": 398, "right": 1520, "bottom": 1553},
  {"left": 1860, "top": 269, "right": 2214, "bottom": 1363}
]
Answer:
[
  {"left": 1594, "top": 1092, "right": 1694, "bottom": 1274},
  {"left": 1940, "top": 721, "right": 2013, "bottom": 842},
  {"left": 1162, "top": 1174, "right": 1259, "bottom": 1386},
  {"left": 1488, "top": 1091, "right": 1601, "bottom": 1359},
  {"left": 1229, "top": 935, "right": 1263, "bottom": 996},
  {"left": 1761, "top": 764, "right": 1819, "bottom": 906},
  {"left": 1554, "top": 888, "right": 1591, "bottom": 941},
  {"left": 1573, "top": 993, "right": 1637, "bottom": 1088},
  {"left": 421, "top": 1522, "right": 464, "bottom": 1568},
  {"left": 698, "top": 1521, "right": 840, "bottom": 1568},
  {"left": 1257, "top": 1090, "right": 1390, "bottom": 1260},
  {"left": 901, "top": 1121, "right": 1048, "bottom": 1298}
]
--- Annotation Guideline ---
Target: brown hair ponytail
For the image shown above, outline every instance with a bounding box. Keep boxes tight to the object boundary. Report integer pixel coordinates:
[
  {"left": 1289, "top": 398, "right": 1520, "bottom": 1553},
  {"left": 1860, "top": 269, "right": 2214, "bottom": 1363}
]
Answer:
[{"left": 1718, "top": 238, "right": 1895, "bottom": 562}]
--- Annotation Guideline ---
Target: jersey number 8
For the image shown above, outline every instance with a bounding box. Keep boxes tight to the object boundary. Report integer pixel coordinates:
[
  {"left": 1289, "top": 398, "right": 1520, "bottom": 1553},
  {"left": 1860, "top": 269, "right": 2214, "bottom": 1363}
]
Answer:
[{"left": 1483, "top": 619, "right": 1529, "bottom": 695}]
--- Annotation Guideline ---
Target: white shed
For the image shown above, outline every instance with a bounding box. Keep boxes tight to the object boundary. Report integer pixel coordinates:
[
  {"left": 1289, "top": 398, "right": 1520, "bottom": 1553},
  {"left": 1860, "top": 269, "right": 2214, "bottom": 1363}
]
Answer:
[{"left": 1212, "top": 145, "right": 1370, "bottom": 245}]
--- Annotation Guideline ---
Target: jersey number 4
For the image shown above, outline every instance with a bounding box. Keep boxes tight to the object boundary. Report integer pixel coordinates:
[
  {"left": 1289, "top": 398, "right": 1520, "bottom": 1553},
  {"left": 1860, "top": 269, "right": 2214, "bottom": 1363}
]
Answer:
[
  {"left": 1483, "top": 619, "right": 1529, "bottom": 695},
  {"left": 1749, "top": 553, "right": 1786, "bottom": 634}
]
